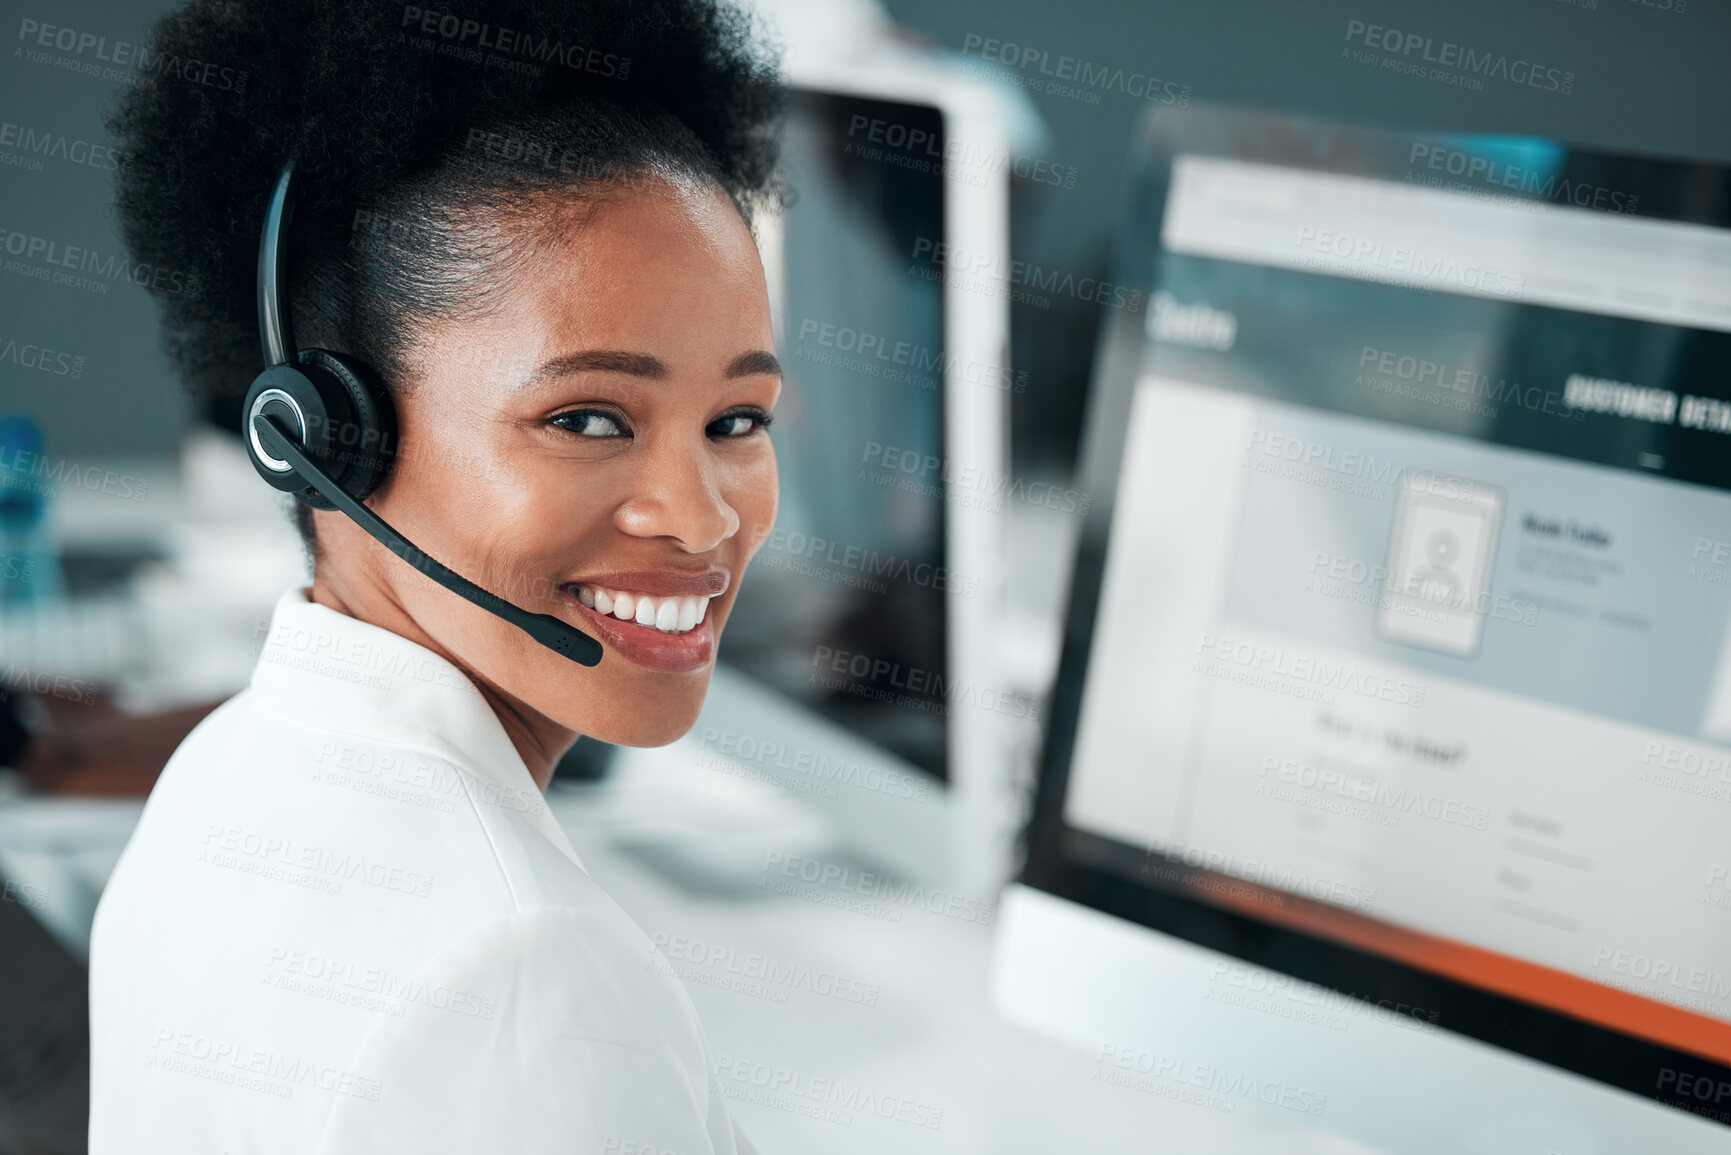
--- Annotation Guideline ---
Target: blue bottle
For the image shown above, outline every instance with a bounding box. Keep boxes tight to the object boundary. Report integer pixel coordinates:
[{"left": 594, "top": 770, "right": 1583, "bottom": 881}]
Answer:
[{"left": 0, "top": 414, "right": 67, "bottom": 604}]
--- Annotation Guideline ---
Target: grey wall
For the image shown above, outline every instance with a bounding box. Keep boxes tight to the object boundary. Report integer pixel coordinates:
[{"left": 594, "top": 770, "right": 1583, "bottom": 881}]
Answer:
[
  {"left": 3, "top": 0, "right": 1727, "bottom": 466},
  {"left": 2, "top": 0, "right": 194, "bottom": 460}
]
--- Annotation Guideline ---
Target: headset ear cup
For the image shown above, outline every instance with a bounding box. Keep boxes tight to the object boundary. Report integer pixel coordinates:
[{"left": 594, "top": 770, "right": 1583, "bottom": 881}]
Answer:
[
  {"left": 297, "top": 349, "right": 396, "bottom": 501},
  {"left": 242, "top": 363, "right": 336, "bottom": 502}
]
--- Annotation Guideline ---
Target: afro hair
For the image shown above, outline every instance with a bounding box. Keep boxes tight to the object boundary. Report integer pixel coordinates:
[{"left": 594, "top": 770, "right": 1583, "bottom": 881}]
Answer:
[{"left": 108, "top": 0, "right": 785, "bottom": 416}]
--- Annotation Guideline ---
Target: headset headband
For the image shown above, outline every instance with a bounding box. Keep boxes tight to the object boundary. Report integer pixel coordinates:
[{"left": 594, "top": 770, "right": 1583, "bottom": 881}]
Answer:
[{"left": 258, "top": 160, "right": 297, "bottom": 368}]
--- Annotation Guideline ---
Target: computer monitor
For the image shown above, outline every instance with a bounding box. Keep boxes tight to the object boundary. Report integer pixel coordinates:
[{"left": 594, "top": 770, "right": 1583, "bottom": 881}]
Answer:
[
  {"left": 996, "top": 103, "right": 1731, "bottom": 1151},
  {"left": 639, "top": 46, "right": 1019, "bottom": 887},
  {"left": 724, "top": 85, "right": 956, "bottom": 784}
]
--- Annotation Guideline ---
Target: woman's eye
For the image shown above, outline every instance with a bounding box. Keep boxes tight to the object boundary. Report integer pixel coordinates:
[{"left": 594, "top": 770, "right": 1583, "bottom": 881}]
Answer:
[
  {"left": 551, "top": 410, "right": 626, "bottom": 438},
  {"left": 709, "top": 411, "right": 773, "bottom": 438},
  {"left": 551, "top": 408, "right": 771, "bottom": 440}
]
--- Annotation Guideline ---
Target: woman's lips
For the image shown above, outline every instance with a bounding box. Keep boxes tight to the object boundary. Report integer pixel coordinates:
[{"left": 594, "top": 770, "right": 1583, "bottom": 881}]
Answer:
[
  {"left": 561, "top": 586, "right": 716, "bottom": 673},
  {"left": 574, "top": 569, "right": 728, "bottom": 598}
]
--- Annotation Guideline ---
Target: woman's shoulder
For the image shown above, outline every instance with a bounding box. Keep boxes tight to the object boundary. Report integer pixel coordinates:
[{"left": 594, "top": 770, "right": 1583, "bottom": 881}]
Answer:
[
  {"left": 120, "top": 683, "right": 586, "bottom": 925},
  {"left": 313, "top": 901, "right": 728, "bottom": 1154},
  {"left": 338, "top": 899, "right": 713, "bottom": 1074}
]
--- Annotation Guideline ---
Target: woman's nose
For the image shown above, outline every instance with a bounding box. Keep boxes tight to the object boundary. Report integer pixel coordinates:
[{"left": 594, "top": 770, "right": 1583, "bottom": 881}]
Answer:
[{"left": 611, "top": 437, "right": 740, "bottom": 552}]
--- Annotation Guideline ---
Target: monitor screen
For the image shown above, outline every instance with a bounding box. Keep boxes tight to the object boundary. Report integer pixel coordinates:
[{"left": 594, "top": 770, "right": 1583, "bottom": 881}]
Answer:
[
  {"left": 718, "top": 90, "right": 950, "bottom": 782},
  {"left": 1026, "top": 107, "right": 1731, "bottom": 1123}
]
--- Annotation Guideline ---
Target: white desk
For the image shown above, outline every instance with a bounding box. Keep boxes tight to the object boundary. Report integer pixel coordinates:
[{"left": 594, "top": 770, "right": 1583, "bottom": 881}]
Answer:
[{"left": 537, "top": 758, "right": 1378, "bottom": 1155}]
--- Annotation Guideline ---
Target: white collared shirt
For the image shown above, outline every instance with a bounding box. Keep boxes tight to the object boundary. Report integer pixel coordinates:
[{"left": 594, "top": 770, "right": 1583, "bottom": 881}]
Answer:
[{"left": 89, "top": 588, "right": 748, "bottom": 1154}]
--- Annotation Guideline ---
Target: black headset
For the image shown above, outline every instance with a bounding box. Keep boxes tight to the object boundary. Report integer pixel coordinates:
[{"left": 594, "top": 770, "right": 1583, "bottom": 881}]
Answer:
[{"left": 241, "top": 160, "right": 604, "bottom": 666}]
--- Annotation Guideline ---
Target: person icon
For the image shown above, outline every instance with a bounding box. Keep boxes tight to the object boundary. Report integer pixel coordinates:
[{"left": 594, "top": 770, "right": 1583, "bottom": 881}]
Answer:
[{"left": 1407, "top": 527, "right": 1463, "bottom": 606}]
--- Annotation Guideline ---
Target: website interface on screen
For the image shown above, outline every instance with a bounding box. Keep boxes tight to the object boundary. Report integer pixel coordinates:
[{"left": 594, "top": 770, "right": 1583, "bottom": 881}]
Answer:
[{"left": 1063, "top": 154, "right": 1731, "bottom": 1062}]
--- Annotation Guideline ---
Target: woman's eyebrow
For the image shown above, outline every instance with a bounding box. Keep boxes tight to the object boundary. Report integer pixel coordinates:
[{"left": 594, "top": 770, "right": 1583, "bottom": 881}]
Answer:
[
  {"left": 727, "top": 350, "right": 782, "bottom": 378},
  {"left": 521, "top": 350, "right": 665, "bottom": 386},
  {"left": 519, "top": 349, "right": 781, "bottom": 387}
]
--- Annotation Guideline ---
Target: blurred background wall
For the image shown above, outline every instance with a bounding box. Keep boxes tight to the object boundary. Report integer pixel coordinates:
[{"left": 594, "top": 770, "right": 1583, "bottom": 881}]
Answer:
[{"left": 7, "top": 0, "right": 1728, "bottom": 474}]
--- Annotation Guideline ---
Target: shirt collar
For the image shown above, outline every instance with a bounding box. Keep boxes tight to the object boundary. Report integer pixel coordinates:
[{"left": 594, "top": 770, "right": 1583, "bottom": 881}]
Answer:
[{"left": 251, "top": 587, "right": 583, "bottom": 867}]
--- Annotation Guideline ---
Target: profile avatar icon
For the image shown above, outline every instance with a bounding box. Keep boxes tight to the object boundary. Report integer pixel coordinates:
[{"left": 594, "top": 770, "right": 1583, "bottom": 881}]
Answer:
[{"left": 1407, "top": 528, "right": 1463, "bottom": 605}]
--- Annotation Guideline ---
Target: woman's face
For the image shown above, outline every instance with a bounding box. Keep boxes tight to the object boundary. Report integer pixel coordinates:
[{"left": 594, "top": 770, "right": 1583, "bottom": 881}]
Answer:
[{"left": 326, "top": 177, "right": 780, "bottom": 749}]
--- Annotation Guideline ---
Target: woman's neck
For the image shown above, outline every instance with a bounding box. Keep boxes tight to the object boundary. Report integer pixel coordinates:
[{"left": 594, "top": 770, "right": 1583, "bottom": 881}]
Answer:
[{"left": 307, "top": 572, "right": 575, "bottom": 791}]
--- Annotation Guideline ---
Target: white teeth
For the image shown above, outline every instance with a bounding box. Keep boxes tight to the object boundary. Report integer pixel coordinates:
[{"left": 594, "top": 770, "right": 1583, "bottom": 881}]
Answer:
[{"left": 575, "top": 585, "right": 717, "bottom": 635}]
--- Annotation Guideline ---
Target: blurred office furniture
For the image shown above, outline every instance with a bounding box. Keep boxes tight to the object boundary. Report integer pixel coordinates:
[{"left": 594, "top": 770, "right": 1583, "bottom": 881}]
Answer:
[{"left": 10, "top": 692, "right": 218, "bottom": 799}]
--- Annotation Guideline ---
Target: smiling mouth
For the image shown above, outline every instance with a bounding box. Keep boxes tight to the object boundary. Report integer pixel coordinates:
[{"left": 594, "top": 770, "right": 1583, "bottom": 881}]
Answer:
[{"left": 568, "top": 583, "right": 716, "bottom": 635}]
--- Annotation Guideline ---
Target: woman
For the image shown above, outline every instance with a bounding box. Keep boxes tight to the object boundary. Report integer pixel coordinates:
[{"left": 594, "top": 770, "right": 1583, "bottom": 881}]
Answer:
[{"left": 87, "top": 1, "right": 784, "bottom": 1151}]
